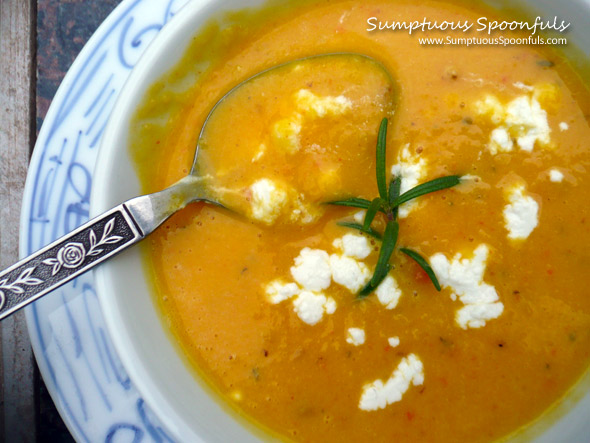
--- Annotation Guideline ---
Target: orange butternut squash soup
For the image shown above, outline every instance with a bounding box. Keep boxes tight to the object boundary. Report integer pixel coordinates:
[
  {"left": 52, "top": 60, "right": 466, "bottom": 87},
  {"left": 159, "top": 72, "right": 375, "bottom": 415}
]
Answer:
[{"left": 129, "top": 0, "right": 590, "bottom": 441}]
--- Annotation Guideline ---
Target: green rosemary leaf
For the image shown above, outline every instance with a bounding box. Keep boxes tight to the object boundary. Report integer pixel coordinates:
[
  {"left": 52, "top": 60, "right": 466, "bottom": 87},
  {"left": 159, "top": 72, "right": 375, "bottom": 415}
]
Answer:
[
  {"left": 388, "top": 176, "right": 401, "bottom": 219},
  {"left": 388, "top": 176, "right": 401, "bottom": 204},
  {"left": 336, "top": 222, "right": 382, "bottom": 240},
  {"left": 358, "top": 264, "right": 391, "bottom": 297},
  {"left": 370, "top": 220, "right": 399, "bottom": 287},
  {"left": 326, "top": 197, "right": 373, "bottom": 210},
  {"left": 376, "top": 118, "right": 389, "bottom": 200},
  {"left": 334, "top": 119, "right": 457, "bottom": 300},
  {"left": 358, "top": 282, "right": 372, "bottom": 297},
  {"left": 391, "top": 175, "right": 461, "bottom": 208},
  {"left": 400, "top": 247, "right": 441, "bottom": 291},
  {"left": 364, "top": 198, "right": 383, "bottom": 231}
]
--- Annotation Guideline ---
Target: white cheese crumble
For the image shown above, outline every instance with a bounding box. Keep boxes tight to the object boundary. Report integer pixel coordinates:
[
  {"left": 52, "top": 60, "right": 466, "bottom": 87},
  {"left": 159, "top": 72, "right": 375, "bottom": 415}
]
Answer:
[
  {"left": 290, "top": 194, "right": 319, "bottom": 224},
  {"left": 290, "top": 248, "right": 332, "bottom": 291},
  {"left": 329, "top": 254, "right": 371, "bottom": 293},
  {"left": 475, "top": 91, "right": 551, "bottom": 154},
  {"left": 272, "top": 114, "right": 302, "bottom": 154},
  {"left": 390, "top": 144, "right": 427, "bottom": 218},
  {"left": 249, "top": 179, "right": 288, "bottom": 224},
  {"left": 559, "top": 121, "right": 569, "bottom": 131},
  {"left": 505, "top": 96, "right": 550, "bottom": 152},
  {"left": 248, "top": 180, "right": 320, "bottom": 226},
  {"left": 476, "top": 94, "right": 505, "bottom": 125},
  {"left": 271, "top": 89, "right": 351, "bottom": 154},
  {"left": 292, "top": 291, "right": 337, "bottom": 325},
  {"left": 358, "top": 354, "right": 424, "bottom": 411},
  {"left": 295, "top": 89, "right": 352, "bottom": 118},
  {"left": 265, "top": 280, "right": 300, "bottom": 304},
  {"left": 460, "top": 174, "right": 481, "bottom": 183},
  {"left": 549, "top": 169, "right": 564, "bottom": 183},
  {"left": 388, "top": 337, "right": 400, "bottom": 348},
  {"left": 265, "top": 233, "right": 403, "bottom": 326},
  {"left": 332, "top": 233, "right": 372, "bottom": 260},
  {"left": 503, "top": 185, "right": 539, "bottom": 240},
  {"left": 513, "top": 81, "right": 534, "bottom": 91},
  {"left": 324, "top": 297, "right": 337, "bottom": 314},
  {"left": 489, "top": 127, "right": 513, "bottom": 153},
  {"left": 430, "top": 244, "right": 504, "bottom": 329},
  {"left": 353, "top": 210, "right": 366, "bottom": 224},
  {"left": 346, "top": 328, "right": 366, "bottom": 346},
  {"left": 375, "top": 275, "right": 402, "bottom": 310}
]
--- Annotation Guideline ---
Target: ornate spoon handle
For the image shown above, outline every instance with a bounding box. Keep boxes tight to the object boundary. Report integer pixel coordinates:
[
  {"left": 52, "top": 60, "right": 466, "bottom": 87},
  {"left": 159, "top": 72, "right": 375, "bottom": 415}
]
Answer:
[
  {"left": 0, "top": 176, "right": 205, "bottom": 320},
  {"left": 0, "top": 205, "right": 142, "bottom": 319}
]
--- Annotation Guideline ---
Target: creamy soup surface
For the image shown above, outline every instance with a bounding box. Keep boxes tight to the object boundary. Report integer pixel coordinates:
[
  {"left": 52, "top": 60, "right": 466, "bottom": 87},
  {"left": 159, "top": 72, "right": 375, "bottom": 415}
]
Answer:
[{"left": 130, "top": 1, "right": 590, "bottom": 442}]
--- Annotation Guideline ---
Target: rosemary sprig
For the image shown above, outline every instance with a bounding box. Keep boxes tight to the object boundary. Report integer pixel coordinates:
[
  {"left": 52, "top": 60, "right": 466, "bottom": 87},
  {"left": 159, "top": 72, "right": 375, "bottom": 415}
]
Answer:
[
  {"left": 376, "top": 118, "right": 389, "bottom": 200},
  {"left": 400, "top": 248, "right": 441, "bottom": 291},
  {"left": 371, "top": 221, "right": 399, "bottom": 286},
  {"left": 328, "top": 117, "right": 460, "bottom": 296},
  {"left": 364, "top": 198, "right": 382, "bottom": 231},
  {"left": 388, "top": 176, "right": 401, "bottom": 219}
]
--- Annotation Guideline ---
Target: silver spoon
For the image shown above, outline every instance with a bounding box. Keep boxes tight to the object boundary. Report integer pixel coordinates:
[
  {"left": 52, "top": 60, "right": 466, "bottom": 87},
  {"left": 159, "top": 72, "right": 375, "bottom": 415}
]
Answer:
[{"left": 0, "top": 53, "right": 395, "bottom": 320}]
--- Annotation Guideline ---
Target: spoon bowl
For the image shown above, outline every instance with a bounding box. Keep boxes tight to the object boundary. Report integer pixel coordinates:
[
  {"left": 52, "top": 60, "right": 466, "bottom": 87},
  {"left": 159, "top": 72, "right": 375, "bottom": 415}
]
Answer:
[{"left": 193, "top": 53, "right": 396, "bottom": 222}]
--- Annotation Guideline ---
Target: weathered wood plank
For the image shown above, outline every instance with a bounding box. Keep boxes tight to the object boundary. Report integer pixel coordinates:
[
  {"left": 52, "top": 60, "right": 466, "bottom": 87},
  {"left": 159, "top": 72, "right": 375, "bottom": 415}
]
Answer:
[{"left": 0, "top": 0, "right": 37, "bottom": 441}]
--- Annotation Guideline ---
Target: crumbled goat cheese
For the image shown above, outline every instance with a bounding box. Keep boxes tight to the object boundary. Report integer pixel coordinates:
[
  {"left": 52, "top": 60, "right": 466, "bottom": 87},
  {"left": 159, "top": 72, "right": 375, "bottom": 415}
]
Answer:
[
  {"left": 295, "top": 89, "right": 352, "bottom": 118},
  {"left": 346, "top": 328, "right": 366, "bottom": 346},
  {"left": 271, "top": 89, "right": 351, "bottom": 153},
  {"left": 265, "top": 280, "right": 300, "bottom": 304},
  {"left": 476, "top": 94, "right": 505, "bottom": 124},
  {"left": 456, "top": 303, "right": 504, "bottom": 330},
  {"left": 460, "top": 174, "right": 481, "bottom": 182},
  {"left": 503, "top": 185, "right": 539, "bottom": 240},
  {"left": 475, "top": 91, "right": 551, "bottom": 154},
  {"left": 359, "top": 354, "right": 424, "bottom": 411},
  {"left": 430, "top": 244, "right": 504, "bottom": 329},
  {"left": 330, "top": 254, "right": 371, "bottom": 293},
  {"left": 390, "top": 144, "right": 427, "bottom": 218},
  {"left": 249, "top": 179, "right": 288, "bottom": 224},
  {"left": 549, "top": 169, "right": 564, "bottom": 183},
  {"left": 292, "top": 291, "right": 336, "bottom": 325},
  {"left": 290, "top": 248, "right": 332, "bottom": 291},
  {"left": 505, "top": 95, "right": 550, "bottom": 152},
  {"left": 332, "top": 233, "right": 372, "bottom": 260},
  {"left": 272, "top": 113, "right": 303, "bottom": 154},
  {"left": 375, "top": 275, "right": 402, "bottom": 310},
  {"left": 324, "top": 297, "right": 337, "bottom": 314},
  {"left": 249, "top": 180, "right": 320, "bottom": 226},
  {"left": 290, "top": 194, "right": 319, "bottom": 224},
  {"left": 559, "top": 121, "right": 569, "bottom": 131},
  {"left": 388, "top": 337, "right": 400, "bottom": 348},
  {"left": 353, "top": 210, "right": 366, "bottom": 224},
  {"left": 489, "top": 127, "right": 513, "bottom": 153}
]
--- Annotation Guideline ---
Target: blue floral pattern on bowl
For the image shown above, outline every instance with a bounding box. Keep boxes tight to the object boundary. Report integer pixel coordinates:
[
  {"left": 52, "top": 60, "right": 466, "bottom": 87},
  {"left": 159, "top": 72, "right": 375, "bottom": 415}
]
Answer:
[{"left": 20, "top": 0, "right": 191, "bottom": 440}]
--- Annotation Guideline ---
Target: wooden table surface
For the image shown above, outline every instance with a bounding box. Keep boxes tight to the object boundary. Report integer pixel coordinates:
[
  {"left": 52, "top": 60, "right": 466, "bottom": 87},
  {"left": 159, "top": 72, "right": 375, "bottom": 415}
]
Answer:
[{"left": 0, "top": 0, "right": 120, "bottom": 440}]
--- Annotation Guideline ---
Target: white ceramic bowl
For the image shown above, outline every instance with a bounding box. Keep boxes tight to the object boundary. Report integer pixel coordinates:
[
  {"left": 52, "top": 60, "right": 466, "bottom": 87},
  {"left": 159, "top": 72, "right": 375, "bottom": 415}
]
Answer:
[{"left": 91, "top": 0, "right": 590, "bottom": 441}]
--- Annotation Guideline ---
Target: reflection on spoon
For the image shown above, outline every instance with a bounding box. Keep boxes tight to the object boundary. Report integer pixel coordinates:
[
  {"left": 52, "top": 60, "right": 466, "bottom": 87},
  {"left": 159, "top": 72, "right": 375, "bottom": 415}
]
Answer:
[{"left": 0, "top": 53, "right": 396, "bottom": 320}]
